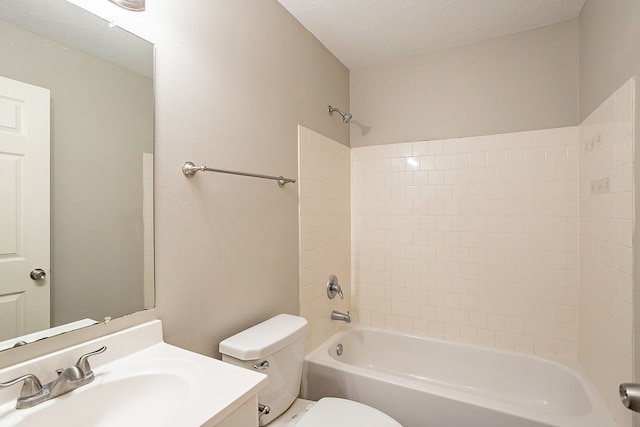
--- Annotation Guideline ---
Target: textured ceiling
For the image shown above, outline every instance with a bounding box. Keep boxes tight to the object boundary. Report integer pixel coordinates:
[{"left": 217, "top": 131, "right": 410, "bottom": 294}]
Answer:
[
  {"left": 277, "top": 0, "right": 586, "bottom": 70},
  {"left": 0, "top": 0, "right": 152, "bottom": 77}
]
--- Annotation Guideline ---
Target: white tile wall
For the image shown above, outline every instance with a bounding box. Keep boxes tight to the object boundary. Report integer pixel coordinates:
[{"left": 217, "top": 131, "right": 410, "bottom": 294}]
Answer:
[
  {"left": 578, "top": 78, "right": 634, "bottom": 427},
  {"left": 351, "top": 127, "right": 580, "bottom": 358},
  {"left": 298, "top": 126, "right": 351, "bottom": 353}
]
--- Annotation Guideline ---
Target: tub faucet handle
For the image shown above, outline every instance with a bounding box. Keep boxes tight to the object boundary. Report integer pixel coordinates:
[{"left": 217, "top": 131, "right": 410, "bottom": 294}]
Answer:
[{"left": 327, "top": 274, "right": 343, "bottom": 300}]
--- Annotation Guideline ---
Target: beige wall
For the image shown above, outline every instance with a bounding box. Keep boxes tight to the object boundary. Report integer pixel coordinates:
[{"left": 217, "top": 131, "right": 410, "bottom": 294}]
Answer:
[
  {"left": 298, "top": 126, "right": 351, "bottom": 353},
  {"left": 0, "top": 21, "right": 152, "bottom": 327},
  {"left": 350, "top": 20, "right": 579, "bottom": 147},
  {"left": 579, "top": 1, "right": 640, "bottom": 121},
  {"left": 0, "top": 0, "right": 349, "bottom": 367},
  {"left": 150, "top": 1, "right": 348, "bottom": 359}
]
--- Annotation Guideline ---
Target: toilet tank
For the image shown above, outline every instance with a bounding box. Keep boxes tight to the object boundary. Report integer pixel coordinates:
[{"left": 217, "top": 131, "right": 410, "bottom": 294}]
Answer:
[{"left": 219, "top": 314, "right": 308, "bottom": 426}]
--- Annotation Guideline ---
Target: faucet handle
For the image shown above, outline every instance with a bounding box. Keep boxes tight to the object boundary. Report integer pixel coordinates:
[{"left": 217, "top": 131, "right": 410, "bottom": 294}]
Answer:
[
  {"left": 327, "top": 274, "right": 344, "bottom": 300},
  {"left": 0, "top": 374, "right": 42, "bottom": 398},
  {"left": 75, "top": 346, "right": 107, "bottom": 374}
]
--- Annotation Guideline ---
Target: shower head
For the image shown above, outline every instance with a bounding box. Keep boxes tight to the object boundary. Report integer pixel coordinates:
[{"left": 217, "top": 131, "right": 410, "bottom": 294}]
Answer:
[{"left": 328, "top": 106, "right": 352, "bottom": 124}]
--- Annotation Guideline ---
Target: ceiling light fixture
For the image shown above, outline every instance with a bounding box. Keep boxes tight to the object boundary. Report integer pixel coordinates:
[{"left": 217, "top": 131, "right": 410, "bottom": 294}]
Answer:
[{"left": 107, "top": 0, "right": 145, "bottom": 12}]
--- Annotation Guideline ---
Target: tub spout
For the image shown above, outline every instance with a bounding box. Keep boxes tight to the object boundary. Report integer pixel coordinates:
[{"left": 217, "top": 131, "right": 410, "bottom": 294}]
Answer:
[{"left": 331, "top": 310, "right": 351, "bottom": 323}]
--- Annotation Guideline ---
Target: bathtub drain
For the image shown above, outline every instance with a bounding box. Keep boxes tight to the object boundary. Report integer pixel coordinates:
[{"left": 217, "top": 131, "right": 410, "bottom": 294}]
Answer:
[{"left": 336, "top": 343, "right": 343, "bottom": 356}]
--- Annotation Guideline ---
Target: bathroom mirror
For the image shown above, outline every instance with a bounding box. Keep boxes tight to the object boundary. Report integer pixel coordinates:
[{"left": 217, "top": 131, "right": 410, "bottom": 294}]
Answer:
[{"left": 0, "top": 0, "right": 154, "bottom": 350}]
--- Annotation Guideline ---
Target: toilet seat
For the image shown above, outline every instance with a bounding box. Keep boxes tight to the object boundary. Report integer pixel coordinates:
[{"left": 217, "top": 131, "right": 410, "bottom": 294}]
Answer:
[{"left": 296, "top": 397, "right": 401, "bottom": 427}]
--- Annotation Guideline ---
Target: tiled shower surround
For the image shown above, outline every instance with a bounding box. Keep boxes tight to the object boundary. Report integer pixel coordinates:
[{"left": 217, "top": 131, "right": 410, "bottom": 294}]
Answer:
[
  {"left": 298, "top": 126, "right": 351, "bottom": 353},
  {"left": 578, "top": 79, "right": 634, "bottom": 425},
  {"left": 351, "top": 127, "right": 581, "bottom": 357},
  {"left": 298, "top": 80, "right": 633, "bottom": 426}
]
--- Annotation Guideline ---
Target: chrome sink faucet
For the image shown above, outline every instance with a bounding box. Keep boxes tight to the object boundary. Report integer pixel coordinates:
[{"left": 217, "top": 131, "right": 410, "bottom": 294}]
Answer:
[
  {"left": 0, "top": 346, "right": 106, "bottom": 409},
  {"left": 331, "top": 310, "right": 351, "bottom": 323}
]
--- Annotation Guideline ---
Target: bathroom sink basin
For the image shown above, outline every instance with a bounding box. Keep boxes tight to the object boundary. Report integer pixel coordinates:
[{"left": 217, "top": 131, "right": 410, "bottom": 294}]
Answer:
[
  {"left": 7, "top": 360, "right": 192, "bottom": 426},
  {"left": 0, "top": 321, "right": 268, "bottom": 427},
  {"left": 11, "top": 371, "right": 189, "bottom": 426}
]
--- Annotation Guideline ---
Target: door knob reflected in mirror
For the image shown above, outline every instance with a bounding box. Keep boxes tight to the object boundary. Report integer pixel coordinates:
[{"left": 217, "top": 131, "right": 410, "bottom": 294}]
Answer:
[{"left": 30, "top": 269, "right": 46, "bottom": 281}]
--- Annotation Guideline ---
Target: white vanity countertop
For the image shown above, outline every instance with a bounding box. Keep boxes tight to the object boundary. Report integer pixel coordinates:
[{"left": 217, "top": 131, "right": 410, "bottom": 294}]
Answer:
[{"left": 0, "top": 320, "right": 268, "bottom": 426}]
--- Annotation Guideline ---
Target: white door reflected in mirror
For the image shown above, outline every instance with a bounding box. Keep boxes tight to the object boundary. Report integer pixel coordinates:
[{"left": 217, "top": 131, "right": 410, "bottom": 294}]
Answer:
[{"left": 0, "top": 75, "right": 50, "bottom": 340}]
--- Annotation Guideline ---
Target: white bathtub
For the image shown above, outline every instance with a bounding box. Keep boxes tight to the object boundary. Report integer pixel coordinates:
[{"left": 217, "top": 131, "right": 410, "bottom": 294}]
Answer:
[{"left": 301, "top": 326, "right": 616, "bottom": 427}]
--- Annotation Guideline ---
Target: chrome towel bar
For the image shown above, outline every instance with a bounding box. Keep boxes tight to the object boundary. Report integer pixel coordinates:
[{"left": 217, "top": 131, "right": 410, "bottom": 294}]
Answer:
[{"left": 182, "top": 161, "right": 296, "bottom": 188}]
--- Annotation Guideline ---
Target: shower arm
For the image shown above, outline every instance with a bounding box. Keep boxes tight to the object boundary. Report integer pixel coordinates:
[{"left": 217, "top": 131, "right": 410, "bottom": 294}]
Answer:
[{"left": 328, "top": 105, "right": 352, "bottom": 123}]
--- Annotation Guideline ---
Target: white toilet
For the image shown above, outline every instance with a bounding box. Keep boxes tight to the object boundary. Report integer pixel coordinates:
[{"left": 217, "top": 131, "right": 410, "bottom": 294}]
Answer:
[{"left": 219, "top": 314, "right": 401, "bottom": 426}]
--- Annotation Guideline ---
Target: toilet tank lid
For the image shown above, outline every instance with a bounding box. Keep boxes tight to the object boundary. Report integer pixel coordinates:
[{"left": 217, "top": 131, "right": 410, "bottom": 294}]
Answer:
[{"left": 219, "top": 314, "right": 308, "bottom": 360}]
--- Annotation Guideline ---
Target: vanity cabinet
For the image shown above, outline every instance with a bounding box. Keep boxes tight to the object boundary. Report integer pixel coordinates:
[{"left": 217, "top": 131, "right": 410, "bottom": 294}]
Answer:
[{"left": 205, "top": 395, "right": 259, "bottom": 427}]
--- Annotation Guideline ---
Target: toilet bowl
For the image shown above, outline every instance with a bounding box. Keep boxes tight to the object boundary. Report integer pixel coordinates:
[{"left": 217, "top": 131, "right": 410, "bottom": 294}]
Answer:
[
  {"left": 269, "top": 397, "right": 400, "bottom": 427},
  {"left": 219, "top": 314, "right": 401, "bottom": 426}
]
